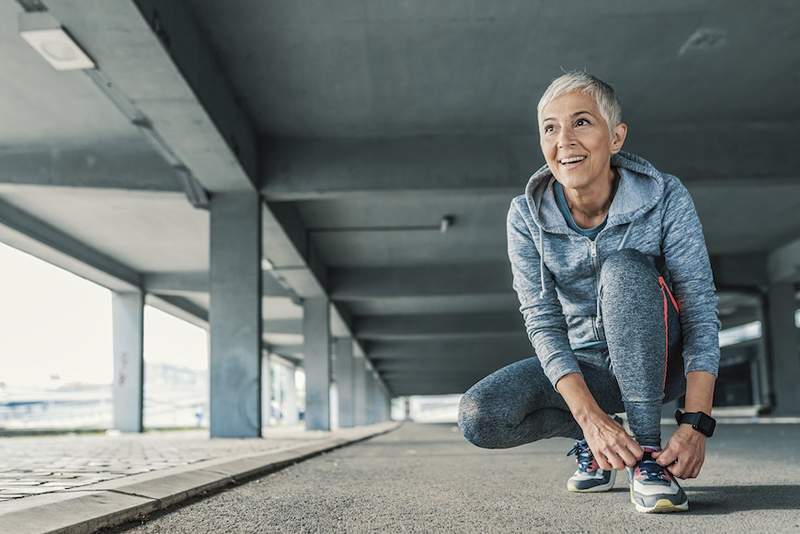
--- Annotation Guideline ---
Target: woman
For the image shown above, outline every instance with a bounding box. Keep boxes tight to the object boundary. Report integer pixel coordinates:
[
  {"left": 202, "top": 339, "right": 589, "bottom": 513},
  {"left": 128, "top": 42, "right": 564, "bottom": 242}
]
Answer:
[{"left": 458, "top": 72, "right": 720, "bottom": 513}]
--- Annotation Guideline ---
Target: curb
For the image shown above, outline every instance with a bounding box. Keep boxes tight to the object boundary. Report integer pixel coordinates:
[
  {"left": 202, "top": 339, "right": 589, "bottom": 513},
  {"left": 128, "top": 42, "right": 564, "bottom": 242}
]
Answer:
[{"left": 0, "top": 421, "right": 401, "bottom": 534}]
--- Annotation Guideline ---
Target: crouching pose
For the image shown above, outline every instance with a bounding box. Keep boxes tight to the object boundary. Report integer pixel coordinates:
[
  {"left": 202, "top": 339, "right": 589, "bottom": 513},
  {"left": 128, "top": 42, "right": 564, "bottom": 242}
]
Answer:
[{"left": 458, "top": 72, "right": 720, "bottom": 513}]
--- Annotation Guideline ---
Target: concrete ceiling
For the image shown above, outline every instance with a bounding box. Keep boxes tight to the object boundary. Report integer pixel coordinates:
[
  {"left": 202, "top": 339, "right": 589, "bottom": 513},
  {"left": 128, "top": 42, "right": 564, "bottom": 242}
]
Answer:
[{"left": 0, "top": 0, "right": 798, "bottom": 396}]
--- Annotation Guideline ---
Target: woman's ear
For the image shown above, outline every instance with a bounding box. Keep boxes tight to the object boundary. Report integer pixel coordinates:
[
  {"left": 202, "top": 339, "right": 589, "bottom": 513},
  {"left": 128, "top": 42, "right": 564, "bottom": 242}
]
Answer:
[{"left": 610, "top": 122, "right": 628, "bottom": 154}]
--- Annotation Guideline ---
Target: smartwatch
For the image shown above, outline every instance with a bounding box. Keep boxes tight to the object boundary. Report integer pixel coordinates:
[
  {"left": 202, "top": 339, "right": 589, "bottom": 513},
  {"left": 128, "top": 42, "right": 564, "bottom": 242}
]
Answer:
[{"left": 674, "top": 409, "right": 716, "bottom": 437}]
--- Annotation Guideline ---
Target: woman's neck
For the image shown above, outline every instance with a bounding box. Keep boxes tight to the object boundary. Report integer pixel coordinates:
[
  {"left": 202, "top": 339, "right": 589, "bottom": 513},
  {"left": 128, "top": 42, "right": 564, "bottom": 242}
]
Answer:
[{"left": 563, "top": 167, "right": 617, "bottom": 228}]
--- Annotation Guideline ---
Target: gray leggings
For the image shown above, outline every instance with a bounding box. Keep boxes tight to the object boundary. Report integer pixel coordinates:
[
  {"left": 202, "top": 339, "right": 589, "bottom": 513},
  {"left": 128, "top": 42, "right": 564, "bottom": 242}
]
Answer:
[{"left": 458, "top": 248, "right": 685, "bottom": 448}]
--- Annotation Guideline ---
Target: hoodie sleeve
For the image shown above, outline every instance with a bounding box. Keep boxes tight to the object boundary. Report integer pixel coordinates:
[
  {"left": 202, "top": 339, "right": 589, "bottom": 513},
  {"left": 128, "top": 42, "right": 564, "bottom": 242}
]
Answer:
[
  {"left": 507, "top": 199, "right": 582, "bottom": 389},
  {"left": 660, "top": 176, "right": 721, "bottom": 377}
]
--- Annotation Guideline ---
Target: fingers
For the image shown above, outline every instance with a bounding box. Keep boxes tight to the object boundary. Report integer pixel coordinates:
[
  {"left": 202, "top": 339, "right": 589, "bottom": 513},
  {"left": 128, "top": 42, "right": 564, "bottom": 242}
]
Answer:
[
  {"left": 655, "top": 446, "right": 678, "bottom": 467},
  {"left": 594, "top": 451, "right": 613, "bottom": 471}
]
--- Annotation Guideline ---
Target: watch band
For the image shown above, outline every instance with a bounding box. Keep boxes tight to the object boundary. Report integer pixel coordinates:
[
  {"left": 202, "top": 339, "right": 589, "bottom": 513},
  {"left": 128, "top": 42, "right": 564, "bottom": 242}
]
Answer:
[{"left": 674, "top": 409, "right": 716, "bottom": 437}]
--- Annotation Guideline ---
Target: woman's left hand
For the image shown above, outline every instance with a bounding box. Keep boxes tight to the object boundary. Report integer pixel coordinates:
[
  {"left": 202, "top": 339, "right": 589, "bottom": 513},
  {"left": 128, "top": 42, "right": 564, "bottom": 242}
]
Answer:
[{"left": 651, "top": 425, "right": 706, "bottom": 479}]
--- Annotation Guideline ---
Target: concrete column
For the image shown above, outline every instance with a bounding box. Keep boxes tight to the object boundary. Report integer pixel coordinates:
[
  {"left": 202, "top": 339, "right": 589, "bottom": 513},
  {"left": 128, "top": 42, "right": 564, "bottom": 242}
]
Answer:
[
  {"left": 334, "top": 338, "right": 356, "bottom": 427},
  {"left": 112, "top": 291, "right": 144, "bottom": 432},
  {"left": 765, "top": 282, "right": 800, "bottom": 415},
  {"left": 261, "top": 351, "right": 271, "bottom": 430},
  {"left": 366, "top": 368, "right": 376, "bottom": 424},
  {"left": 209, "top": 192, "right": 262, "bottom": 438},
  {"left": 284, "top": 364, "right": 299, "bottom": 425},
  {"left": 304, "top": 297, "right": 331, "bottom": 430},
  {"left": 353, "top": 356, "right": 367, "bottom": 425}
]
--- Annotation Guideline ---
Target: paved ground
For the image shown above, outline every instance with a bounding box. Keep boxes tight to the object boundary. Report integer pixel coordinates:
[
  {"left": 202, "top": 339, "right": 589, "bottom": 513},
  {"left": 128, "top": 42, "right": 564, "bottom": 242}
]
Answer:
[
  {"left": 0, "top": 426, "right": 330, "bottom": 501},
  {"left": 117, "top": 422, "right": 800, "bottom": 533}
]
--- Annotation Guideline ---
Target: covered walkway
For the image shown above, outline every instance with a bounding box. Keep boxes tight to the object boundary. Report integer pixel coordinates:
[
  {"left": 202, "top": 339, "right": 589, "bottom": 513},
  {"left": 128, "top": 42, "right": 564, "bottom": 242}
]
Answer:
[{"left": 118, "top": 422, "right": 799, "bottom": 532}]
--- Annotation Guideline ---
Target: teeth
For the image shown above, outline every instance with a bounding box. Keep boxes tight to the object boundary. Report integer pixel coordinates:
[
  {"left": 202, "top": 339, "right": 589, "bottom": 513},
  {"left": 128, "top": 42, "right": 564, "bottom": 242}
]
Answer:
[{"left": 560, "top": 156, "right": 586, "bottom": 164}]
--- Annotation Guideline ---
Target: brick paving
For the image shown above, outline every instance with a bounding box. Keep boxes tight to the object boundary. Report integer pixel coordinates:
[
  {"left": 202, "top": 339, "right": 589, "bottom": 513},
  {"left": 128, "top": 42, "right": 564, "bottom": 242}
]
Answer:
[{"left": 0, "top": 427, "right": 327, "bottom": 501}]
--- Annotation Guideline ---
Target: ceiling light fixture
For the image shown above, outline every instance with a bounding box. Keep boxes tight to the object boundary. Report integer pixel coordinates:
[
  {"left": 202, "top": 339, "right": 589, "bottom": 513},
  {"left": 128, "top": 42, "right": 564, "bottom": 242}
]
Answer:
[{"left": 19, "top": 12, "right": 95, "bottom": 71}]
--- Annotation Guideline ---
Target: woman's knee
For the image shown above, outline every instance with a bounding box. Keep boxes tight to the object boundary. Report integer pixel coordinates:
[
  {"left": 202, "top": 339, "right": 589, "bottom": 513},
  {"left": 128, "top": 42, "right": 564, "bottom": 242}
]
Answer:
[
  {"left": 457, "top": 391, "right": 504, "bottom": 449},
  {"left": 599, "top": 248, "right": 657, "bottom": 290}
]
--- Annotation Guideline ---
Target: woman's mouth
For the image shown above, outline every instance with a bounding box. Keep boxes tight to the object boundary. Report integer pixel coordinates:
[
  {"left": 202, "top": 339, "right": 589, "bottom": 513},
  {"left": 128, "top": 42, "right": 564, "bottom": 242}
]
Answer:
[{"left": 558, "top": 155, "right": 587, "bottom": 169}]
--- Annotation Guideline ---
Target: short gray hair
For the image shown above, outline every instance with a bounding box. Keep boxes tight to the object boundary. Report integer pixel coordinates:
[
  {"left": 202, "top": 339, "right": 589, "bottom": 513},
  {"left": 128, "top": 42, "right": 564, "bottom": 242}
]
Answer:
[{"left": 537, "top": 71, "right": 622, "bottom": 132}]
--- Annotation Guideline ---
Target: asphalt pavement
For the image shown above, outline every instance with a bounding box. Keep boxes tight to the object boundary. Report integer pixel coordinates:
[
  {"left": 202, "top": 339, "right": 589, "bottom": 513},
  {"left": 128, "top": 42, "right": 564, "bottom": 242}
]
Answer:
[{"left": 116, "top": 422, "right": 800, "bottom": 533}]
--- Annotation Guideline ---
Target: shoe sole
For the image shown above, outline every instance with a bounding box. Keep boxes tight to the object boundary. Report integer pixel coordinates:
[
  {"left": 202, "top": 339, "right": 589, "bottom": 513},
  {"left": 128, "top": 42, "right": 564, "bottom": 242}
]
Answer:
[
  {"left": 567, "top": 469, "right": 616, "bottom": 493},
  {"left": 629, "top": 484, "right": 689, "bottom": 513}
]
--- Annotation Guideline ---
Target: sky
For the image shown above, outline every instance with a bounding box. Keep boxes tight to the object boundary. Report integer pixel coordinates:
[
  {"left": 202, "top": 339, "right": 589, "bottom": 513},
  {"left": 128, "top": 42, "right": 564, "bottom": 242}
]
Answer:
[{"left": 0, "top": 241, "right": 207, "bottom": 388}]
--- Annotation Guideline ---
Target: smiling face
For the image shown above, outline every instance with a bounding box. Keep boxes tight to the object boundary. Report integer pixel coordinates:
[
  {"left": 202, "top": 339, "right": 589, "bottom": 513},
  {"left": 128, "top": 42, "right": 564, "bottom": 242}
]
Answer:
[{"left": 539, "top": 91, "right": 627, "bottom": 190}]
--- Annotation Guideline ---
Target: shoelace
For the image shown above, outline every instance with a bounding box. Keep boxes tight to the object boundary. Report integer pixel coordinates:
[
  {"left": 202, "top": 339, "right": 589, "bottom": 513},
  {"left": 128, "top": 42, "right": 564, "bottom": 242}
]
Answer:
[
  {"left": 637, "top": 454, "right": 670, "bottom": 483},
  {"left": 566, "top": 440, "right": 595, "bottom": 472}
]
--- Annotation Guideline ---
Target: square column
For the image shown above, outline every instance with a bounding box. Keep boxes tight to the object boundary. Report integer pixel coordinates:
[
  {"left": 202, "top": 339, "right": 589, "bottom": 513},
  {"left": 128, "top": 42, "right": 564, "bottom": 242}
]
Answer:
[
  {"left": 353, "top": 355, "right": 367, "bottom": 425},
  {"left": 112, "top": 291, "right": 144, "bottom": 432},
  {"left": 304, "top": 297, "right": 331, "bottom": 430},
  {"left": 366, "top": 366, "right": 376, "bottom": 424},
  {"left": 284, "top": 363, "right": 299, "bottom": 425},
  {"left": 765, "top": 282, "right": 800, "bottom": 415},
  {"left": 261, "top": 351, "right": 272, "bottom": 430},
  {"left": 209, "top": 192, "right": 262, "bottom": 438},
  {"left": 334, "top": 337, "right": 356, "bottom": 427}
]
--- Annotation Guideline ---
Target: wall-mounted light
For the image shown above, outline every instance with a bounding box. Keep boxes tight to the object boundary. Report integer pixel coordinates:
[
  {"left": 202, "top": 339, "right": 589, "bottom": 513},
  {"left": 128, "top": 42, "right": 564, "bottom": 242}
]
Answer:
[
  {"left": 19, "top": 12, "right": 95, "bottom": 71},
  {"left": 440, "top": 215, "right": 454, "bottom": 234}
]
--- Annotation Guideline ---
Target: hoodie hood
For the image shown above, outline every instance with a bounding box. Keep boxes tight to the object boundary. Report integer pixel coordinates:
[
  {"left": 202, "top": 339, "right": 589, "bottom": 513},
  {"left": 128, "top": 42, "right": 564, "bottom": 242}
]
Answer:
[
  {"left": 522, "top": 150, "right": 666, "bottom": 300},
  {"left": 524, "top": 150, "right": 665, "bottom": 233}
]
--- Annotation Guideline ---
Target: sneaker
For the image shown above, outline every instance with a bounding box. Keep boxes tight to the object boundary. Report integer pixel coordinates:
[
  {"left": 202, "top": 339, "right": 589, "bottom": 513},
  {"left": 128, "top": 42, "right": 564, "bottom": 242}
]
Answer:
[
  {"left": 627, "top": 447, "right": 689, "bottom": 513},
  {"left": 566, "top": 438, "right": 616, "bottom": 492}
]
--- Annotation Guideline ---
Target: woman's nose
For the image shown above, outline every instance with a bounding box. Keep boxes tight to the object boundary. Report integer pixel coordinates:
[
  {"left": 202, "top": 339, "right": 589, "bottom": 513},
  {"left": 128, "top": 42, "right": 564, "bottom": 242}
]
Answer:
[{"left": 557, "top": 127, "right": 576, "bottom": 148}]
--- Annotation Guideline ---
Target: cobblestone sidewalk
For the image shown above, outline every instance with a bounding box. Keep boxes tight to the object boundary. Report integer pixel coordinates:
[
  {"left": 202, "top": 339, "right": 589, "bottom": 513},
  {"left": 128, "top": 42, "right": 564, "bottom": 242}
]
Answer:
[{"left": 0, "top": 427, "right": 329, "bottom": 501}]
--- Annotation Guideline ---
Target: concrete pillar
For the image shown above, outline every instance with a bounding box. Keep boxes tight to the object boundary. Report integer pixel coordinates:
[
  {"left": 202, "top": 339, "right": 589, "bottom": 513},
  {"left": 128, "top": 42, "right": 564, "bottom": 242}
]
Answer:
[
  {"left": 209, "top": 192, "right": 262, "bottom": 438},
  {"left": 261, "top": 351, "right": 271, "bottom": 430},
  {"left": 354, "top": 356, "right": 367, "bottom": 425},
  {"left": 284, "top": 364, "right": 299, "bottom": 425},
  {"left": 366, "top": 368, "right": 376, "bottom": 424},
  {"left": 304, "top": 297, "right": 331, "bottom": 430},
  {"left": 112, "top": 291, "right": 144, "bottom": 432},
  {"left": 334, "top": 338, "right": 356, "bottom": 427},
  {"left": 765, "top": 282, "right": 800, "bottom": 415}
]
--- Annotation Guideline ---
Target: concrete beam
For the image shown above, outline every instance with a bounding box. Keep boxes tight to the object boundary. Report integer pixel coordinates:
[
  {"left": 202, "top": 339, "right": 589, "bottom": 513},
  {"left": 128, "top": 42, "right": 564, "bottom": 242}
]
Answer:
[
  {"left": 0, "top": 143, "right": 182, "bottom": 192},
  {"left": 42, "top": 0, "right": 257, "bottom": 193},
  {"left": 143, "top": 271, "right": 294, "bottom": 298},
  {"left": 367, "top": 337, "right": 530, "bottom": 362},
  {"left": 145, "top": 294, "right": 208, "bottom": 329},
  {"left": 355, "top": 312, "right": 521, "bottom": 340},
  {"left": 261, "top": 125, "right": 800, "bottom": 200},
  {"left": 0, "top": 198, "right": 140, "bottom": 291},
  {"left": 330, "top": 263, "right": 511, "bottom": 300},
  {"left": 768, "top": 237, "right": 800, "bottom": 283}
]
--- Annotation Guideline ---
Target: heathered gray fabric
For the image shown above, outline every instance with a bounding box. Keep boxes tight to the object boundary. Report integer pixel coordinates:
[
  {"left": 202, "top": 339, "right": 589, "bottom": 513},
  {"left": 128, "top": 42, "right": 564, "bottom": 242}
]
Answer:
[
  {"left": 459, "top": 248, "right": 684, "bottom": 448},
  {"left": 507, "top": 150, "right": 720, "bottom": 389}
]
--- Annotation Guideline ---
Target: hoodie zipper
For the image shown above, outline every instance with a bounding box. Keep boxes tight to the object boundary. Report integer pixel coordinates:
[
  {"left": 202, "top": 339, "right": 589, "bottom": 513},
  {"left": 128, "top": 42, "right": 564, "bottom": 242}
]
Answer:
[{"left": 588, "top": 238, "right": 601, "bottom": 340}]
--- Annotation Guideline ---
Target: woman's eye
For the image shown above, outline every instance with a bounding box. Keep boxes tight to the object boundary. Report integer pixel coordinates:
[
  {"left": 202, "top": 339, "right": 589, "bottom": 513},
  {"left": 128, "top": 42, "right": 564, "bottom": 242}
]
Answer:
[
  {"left": 544, "top": 125, "right": 554, "bottom": 133},
  {"left": 575, "top": 118, "right": 590, "bottom": 126}
]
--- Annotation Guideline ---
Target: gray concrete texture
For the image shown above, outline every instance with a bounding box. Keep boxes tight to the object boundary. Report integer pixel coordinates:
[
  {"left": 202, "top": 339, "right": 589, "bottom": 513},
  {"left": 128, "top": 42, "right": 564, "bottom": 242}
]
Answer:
[
  {"left": 0, "top": 0, "right": 797, "bottom": 401},
  {"left": 119, "top": 422, "right": 800, "bottom": 533}
]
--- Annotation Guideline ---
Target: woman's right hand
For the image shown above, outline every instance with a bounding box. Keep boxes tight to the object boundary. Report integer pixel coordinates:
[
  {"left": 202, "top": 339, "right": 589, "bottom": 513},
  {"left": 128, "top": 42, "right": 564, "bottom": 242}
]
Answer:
[{"left": 580, "top": 413, "right": 642, "bottom": 470}]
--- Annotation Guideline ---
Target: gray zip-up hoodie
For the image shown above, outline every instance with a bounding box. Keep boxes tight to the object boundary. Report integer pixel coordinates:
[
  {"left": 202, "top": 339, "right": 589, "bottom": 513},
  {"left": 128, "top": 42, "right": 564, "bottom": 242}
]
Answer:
[{"left": 507, "top": 150, "right": 720, "bottom": 388}]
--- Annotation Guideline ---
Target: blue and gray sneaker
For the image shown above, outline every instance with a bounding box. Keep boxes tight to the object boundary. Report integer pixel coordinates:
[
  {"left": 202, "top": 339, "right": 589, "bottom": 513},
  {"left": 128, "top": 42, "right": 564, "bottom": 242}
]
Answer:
[
  {"left": 626, "top": 447, "right": 689, "bottom": 513},
  {"left": 566, "top": 438, "right": 616, "bottom": 492}
]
